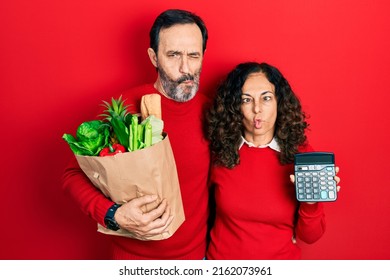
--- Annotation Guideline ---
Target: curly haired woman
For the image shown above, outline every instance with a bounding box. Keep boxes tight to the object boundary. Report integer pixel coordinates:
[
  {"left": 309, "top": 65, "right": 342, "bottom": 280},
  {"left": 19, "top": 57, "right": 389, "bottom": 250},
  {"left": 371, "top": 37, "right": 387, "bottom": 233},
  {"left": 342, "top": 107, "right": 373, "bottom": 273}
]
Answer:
[{"left": 206, "top": 62, "right": 340, "bottom": 259}]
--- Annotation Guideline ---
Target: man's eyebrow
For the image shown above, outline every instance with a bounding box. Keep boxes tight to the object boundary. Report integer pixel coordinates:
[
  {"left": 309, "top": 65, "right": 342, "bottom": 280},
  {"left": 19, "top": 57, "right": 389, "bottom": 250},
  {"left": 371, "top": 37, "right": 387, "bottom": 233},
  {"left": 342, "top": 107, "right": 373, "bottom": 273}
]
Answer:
[
  {"left": 166, "top": 50, "right": 201, "bottom": 56},
  {"left": 167, "top": 50, "right": 182, "bottom": 55}
]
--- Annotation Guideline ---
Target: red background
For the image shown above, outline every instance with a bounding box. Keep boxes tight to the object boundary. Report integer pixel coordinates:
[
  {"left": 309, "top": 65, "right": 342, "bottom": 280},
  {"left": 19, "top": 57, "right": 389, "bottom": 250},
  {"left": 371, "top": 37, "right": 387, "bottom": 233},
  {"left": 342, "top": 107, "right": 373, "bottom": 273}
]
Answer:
[{"left": 1, "top": 0, "right": 389, "bottom": 259}]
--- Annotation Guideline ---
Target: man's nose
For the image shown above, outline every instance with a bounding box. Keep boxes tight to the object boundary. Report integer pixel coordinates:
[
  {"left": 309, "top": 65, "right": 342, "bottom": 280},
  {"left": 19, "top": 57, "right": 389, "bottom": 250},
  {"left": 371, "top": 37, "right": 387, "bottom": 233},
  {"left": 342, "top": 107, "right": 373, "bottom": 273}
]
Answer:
[{"left": 179, "top": 56, "right": 190, "bottom": 74}]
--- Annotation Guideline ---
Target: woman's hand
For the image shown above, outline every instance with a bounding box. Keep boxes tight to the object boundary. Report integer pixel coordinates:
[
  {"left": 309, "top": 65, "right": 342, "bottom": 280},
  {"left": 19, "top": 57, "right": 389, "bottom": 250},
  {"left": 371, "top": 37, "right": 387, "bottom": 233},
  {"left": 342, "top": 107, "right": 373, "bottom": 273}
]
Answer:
[{"left": 290, "top": 166, "right": 341, "bottom": 204}]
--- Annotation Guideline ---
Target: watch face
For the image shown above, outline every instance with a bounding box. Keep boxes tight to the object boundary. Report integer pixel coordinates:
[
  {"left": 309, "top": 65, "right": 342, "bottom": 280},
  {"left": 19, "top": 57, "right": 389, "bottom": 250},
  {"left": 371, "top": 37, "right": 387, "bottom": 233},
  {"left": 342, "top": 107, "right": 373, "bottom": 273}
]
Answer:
[{"left": 105, "top": 218, "right": 120, "bottom": 231}]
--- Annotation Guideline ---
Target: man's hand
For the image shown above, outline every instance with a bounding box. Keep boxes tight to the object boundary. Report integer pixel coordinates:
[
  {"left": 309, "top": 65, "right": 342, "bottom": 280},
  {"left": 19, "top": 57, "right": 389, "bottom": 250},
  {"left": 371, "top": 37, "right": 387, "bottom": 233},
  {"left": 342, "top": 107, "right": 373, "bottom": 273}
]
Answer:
[{"left": 114, "top": 195, "right": 174, "bottom": 240}]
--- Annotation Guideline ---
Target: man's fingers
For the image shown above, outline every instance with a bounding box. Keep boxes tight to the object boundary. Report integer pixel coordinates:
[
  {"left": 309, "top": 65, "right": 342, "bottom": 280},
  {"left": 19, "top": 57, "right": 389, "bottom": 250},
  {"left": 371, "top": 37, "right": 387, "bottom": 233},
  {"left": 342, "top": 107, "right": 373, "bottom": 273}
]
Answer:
[
  {"left": 133, "top": 205, "right": 173, "bottom": 235},
  {"left": 134, "top": 200, "right": 169, "bottom": 230},
  {"left": 143, "top": 198, "right": 169, "bottom": 219},
  {"left": 144, "top": 216, "right": 174, "bottom": 236},
  {"left": 132, "top": 194, "right": 159, "bottom": 207}
]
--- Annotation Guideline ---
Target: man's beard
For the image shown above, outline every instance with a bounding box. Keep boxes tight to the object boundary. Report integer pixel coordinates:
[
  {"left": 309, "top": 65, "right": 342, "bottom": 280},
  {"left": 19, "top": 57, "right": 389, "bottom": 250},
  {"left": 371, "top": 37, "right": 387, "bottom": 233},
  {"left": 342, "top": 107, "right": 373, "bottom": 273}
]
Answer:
[{"left": 157, "top": 65, "right": 201, "bottom": 102}]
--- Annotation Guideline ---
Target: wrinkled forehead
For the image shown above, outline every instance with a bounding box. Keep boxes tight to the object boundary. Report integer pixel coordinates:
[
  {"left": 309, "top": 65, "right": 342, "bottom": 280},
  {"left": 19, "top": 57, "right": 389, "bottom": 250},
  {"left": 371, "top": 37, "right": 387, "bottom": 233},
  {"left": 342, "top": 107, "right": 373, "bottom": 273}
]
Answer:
[{"left": 158, "top": 24, "right": 203, "bottom": 53}]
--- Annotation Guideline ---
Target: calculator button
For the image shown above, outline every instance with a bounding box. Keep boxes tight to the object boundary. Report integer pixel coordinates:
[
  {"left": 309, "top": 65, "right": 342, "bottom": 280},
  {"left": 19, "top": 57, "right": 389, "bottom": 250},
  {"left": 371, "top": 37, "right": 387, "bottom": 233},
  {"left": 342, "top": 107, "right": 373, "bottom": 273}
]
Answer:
[
  {"left": 321, "top": 191, "right": 328, "bottom": 199},
  {"left": 329, "top": 191, "right": 335, "bottom": 199}
]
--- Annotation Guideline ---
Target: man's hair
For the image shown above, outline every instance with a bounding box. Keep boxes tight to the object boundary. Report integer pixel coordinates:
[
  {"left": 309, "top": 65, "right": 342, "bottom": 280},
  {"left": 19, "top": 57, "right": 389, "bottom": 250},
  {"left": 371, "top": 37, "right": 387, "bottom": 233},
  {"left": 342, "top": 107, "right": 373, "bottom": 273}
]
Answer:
[{"left": 149, "top": 9, "right": 208, "bottom": 54}]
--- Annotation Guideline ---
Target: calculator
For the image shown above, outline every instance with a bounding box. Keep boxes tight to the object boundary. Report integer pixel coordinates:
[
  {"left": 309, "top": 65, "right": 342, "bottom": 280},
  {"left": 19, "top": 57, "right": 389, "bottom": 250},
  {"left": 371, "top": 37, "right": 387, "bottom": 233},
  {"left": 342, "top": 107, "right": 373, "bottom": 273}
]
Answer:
[{"left": 294, "top": 152, "right": 337, "bottom": 202}]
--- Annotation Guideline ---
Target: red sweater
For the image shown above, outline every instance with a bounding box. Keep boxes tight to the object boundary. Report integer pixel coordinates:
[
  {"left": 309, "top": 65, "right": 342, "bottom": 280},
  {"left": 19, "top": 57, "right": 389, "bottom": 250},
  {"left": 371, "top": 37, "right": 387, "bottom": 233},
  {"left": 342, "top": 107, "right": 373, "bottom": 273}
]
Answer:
[
  {"left": 207, "top": 144, "right": 326, "bottom": 260},
  {"left": 62, "top": 84, "right": 211, "bottom": 259}
]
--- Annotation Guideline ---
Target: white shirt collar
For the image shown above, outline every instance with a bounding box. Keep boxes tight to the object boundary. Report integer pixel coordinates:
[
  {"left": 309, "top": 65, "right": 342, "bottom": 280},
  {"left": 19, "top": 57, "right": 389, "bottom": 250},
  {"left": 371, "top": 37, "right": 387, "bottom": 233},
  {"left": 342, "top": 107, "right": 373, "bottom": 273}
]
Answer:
[{"left": 239, "top": 136, "right": 281, "bottom": 152}]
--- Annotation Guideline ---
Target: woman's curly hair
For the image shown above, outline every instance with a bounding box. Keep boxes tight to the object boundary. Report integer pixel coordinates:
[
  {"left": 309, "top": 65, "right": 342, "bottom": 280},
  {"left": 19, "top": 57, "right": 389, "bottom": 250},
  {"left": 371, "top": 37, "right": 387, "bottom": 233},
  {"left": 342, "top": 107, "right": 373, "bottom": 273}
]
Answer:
[{"left": 206, "top": 62, "right": 308, "bottom": 168}]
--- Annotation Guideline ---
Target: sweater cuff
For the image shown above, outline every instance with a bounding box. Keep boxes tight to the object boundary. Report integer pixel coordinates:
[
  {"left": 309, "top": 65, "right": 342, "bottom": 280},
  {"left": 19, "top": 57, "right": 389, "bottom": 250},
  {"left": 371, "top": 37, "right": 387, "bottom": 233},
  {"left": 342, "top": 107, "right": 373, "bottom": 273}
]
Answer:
[
  {"left": 95, "top": 198, "right": 116, "bottom": 226},
  {"left": 299, "top": 202, "right": 324, "bottom": 216}
]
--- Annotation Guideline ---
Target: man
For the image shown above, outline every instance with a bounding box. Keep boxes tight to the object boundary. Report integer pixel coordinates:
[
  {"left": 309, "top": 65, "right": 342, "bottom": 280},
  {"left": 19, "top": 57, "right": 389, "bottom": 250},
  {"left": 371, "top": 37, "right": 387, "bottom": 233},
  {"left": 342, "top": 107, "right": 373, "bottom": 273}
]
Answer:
[{"left": 62, "top": 9, "right": 210, "bottom": 259}]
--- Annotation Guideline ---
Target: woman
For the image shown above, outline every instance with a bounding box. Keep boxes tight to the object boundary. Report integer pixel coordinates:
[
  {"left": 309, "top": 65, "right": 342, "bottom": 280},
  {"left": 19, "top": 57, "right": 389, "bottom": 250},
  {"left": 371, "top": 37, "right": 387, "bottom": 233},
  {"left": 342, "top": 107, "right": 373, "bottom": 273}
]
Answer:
[{"left": 206, "top": 62, "right": 340, "bottom": 259}]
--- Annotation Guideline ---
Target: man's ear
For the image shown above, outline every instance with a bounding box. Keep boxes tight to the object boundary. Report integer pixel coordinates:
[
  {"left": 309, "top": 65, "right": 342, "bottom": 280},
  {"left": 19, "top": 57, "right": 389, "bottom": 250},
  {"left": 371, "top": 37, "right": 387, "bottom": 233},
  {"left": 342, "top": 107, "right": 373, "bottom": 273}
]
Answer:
[{"left": 147, "top": 48, "right": 158, "bottom": 68}]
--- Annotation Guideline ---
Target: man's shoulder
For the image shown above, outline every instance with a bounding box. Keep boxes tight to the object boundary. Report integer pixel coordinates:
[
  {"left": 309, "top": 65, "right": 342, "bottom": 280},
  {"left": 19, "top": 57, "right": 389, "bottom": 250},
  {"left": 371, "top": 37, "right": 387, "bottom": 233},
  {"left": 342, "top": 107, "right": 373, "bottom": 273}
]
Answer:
[
  {"left": 117, "top": 83, "right": 157, "bottom": 111},
  {"left": 121, "top": 83, "right": 157, "bottom": 97}
]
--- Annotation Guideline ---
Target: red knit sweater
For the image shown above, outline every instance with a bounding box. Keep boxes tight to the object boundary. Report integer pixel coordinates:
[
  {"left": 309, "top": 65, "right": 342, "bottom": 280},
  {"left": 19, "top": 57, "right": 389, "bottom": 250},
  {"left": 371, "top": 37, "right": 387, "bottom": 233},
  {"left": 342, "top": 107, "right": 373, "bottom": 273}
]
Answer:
[
  {"left": 207, "top": 144, "right": 326, "bottom": 260},
  {"left": 62, "top": 84, "right": 211, "bottom": 259}
]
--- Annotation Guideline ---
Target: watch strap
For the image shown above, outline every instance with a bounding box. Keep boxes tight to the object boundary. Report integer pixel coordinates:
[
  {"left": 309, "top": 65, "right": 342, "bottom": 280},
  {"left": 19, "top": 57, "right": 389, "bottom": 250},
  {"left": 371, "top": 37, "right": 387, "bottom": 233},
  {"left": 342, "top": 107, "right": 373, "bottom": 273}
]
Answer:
[{"left": 104, "top": 203, "right": 121, "bottom": 231}]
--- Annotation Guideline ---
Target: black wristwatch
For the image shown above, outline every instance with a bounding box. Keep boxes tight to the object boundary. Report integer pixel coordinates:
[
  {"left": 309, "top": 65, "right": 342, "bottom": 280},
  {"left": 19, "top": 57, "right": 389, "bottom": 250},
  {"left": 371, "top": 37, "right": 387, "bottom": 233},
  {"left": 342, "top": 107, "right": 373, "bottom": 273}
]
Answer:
[{"left": 104, "top": 203, "right": 121, "bottom": 231}]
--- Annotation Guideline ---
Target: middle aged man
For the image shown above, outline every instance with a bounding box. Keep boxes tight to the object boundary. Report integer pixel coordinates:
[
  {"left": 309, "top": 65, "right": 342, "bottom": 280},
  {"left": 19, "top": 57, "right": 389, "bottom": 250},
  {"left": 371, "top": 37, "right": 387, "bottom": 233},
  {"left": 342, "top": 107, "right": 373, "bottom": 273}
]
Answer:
[{"left": 62, "top": 9, "right": 211, "bottom": 259}]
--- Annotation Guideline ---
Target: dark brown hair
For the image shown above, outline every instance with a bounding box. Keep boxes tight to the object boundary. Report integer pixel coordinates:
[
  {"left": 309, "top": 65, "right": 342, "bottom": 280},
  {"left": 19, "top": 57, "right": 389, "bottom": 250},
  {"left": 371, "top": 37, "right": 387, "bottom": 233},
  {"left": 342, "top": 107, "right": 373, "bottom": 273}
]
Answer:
[{"left": 207, "top": 62, "right": 308, "bottom": 168}]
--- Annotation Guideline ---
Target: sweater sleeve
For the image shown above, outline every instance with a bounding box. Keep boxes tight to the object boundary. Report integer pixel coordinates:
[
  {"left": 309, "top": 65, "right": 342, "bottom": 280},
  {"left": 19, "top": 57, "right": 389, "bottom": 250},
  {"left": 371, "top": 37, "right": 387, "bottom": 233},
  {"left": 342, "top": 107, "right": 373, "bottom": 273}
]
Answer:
[
  {"left": 62, "top": 156, "right": 114, "bottom": 226},
  {"left": 295, "top": 202, "right": 326, "bottom": 244}
]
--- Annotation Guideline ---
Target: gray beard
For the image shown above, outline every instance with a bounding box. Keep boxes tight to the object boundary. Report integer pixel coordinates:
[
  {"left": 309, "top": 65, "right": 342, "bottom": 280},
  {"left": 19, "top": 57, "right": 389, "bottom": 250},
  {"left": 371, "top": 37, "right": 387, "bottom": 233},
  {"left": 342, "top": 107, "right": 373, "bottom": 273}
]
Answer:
[{"left": 157, "top": 66, "right": 201, "bottom": 102}]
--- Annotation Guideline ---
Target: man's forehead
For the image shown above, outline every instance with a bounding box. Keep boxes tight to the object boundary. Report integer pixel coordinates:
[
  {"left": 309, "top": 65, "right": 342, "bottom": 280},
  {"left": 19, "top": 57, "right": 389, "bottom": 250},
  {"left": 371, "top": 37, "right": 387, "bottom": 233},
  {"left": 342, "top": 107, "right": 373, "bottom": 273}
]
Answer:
[{"left": 158, "top": 24, "right": 203, "bottom": 52}]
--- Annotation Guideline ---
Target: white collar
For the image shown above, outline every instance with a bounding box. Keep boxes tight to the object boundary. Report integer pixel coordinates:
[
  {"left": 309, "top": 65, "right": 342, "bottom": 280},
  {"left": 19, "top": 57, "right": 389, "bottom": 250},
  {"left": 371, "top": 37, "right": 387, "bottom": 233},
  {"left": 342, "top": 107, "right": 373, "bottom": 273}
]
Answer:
[{"left": 239, "top": 136, "right": 281, "bottom": 152}]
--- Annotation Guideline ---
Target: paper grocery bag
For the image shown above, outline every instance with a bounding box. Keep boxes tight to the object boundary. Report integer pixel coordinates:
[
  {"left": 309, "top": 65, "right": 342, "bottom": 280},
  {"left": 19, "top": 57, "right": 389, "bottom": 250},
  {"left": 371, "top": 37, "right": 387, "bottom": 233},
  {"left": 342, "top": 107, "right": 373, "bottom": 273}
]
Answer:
[{"left": 75, "top": 134, "right": 185, "bottom": 240}]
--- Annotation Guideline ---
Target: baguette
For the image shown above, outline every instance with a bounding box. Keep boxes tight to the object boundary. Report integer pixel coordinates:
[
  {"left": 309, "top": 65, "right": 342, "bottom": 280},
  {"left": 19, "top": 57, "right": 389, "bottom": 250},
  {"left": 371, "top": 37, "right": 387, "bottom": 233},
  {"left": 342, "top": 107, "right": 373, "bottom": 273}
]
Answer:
[{"left": 140, "top": 94, "right": 162, "bottom": 120}]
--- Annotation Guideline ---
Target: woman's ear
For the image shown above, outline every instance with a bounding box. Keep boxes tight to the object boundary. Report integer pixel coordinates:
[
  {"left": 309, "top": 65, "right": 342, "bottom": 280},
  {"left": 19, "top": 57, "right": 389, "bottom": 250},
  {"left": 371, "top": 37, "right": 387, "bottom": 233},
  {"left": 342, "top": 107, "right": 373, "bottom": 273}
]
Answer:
[{"left": 147, "top": 48, "right": 158, "bottom": 68}]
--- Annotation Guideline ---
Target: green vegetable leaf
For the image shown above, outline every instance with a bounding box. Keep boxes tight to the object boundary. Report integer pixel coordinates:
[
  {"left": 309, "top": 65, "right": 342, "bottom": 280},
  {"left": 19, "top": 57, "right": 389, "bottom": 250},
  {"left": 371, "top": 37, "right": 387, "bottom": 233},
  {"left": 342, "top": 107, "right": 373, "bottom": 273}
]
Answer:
[
  {"left": 62, "top": 120, "right": 110, "bottom": 156},
  {"left": 111, "top": 117, "right": 129, "bottom": 149}
]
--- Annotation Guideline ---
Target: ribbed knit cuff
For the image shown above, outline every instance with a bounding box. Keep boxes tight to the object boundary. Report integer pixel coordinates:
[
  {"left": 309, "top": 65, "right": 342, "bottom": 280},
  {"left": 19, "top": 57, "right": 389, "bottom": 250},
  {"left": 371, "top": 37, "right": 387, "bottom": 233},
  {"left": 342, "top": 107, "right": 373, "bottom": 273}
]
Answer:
[{"left": 94, "top": 198, "right": 116, "bottom": 226}]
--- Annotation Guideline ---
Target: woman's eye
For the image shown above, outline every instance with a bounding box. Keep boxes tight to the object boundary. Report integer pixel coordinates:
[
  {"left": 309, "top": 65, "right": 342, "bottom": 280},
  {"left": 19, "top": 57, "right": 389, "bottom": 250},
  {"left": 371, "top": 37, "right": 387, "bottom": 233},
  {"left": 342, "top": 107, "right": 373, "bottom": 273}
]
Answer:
[
  {"left": 241, "top": 98, "right": 252, "bottom": 103},
  {"left": 263, "top": 96, "right": 272, "bottom": 101}
]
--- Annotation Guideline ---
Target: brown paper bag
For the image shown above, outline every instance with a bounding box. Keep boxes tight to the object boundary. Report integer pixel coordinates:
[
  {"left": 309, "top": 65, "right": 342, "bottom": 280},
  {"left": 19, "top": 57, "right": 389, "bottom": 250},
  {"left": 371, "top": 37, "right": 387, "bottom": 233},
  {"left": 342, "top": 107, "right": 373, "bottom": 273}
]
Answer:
[{"left": 75, "top": 134, "right": 185, "bottom": 240}]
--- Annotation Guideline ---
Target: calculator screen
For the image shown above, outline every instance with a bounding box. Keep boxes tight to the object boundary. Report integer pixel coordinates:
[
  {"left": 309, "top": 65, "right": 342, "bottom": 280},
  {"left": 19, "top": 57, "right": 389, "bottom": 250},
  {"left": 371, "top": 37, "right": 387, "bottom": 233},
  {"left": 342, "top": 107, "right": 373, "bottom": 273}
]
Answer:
[{"left": 295, "top": 152, "right": 334, "bottom": 165}]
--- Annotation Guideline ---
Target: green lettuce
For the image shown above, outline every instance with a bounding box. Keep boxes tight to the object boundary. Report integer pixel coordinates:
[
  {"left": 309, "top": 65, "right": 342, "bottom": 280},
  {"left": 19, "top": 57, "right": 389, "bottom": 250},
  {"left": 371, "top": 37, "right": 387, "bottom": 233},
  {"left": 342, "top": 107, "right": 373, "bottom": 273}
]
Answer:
[{"left": 62, "top": 120, "right": 110, "bottom": 156}]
